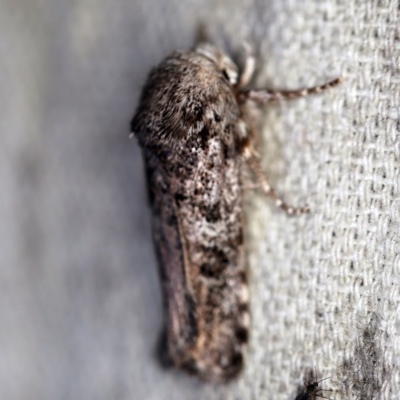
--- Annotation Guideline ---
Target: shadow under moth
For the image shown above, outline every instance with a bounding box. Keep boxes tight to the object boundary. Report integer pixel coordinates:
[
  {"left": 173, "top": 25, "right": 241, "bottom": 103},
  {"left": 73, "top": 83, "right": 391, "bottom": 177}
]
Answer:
[{"left": 130, "top": 43, "right": 340, "bottom": 382}]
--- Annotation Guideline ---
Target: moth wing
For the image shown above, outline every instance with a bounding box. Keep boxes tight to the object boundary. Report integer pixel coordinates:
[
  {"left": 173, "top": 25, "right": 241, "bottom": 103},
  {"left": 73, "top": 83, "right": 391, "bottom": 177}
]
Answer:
[{"left": 144, "top": 150, "right": 196, "bottom": 365}]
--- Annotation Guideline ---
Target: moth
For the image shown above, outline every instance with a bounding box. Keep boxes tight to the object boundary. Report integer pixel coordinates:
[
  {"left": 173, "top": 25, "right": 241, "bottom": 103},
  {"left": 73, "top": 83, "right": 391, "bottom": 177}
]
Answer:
[{"left": 130, "top": 43, "right": 341, "bottom": 382}]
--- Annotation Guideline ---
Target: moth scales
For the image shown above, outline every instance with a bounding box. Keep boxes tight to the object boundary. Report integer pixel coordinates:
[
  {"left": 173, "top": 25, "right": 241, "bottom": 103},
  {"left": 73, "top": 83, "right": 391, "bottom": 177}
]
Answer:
[{"left": 130, "top": 43, "right": 341, "bottom": 382}]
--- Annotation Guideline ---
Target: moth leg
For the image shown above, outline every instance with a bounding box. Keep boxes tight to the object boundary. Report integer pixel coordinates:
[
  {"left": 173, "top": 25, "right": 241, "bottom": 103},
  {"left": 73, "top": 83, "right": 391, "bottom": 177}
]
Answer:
[
  {"left": 245, "top": 153, "right": 309, "bottom": 215},
  {"left": 240, "top": 77, "right": 342, "bottom": 103},
  {"left": 237, "top": 42, "right": 255, "bottom": 88}
]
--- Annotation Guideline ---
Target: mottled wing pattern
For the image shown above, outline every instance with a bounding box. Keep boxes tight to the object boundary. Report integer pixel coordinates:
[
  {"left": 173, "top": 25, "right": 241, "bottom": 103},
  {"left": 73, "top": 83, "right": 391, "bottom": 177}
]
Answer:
[
  {"left": 131, "top": 49, "right": 249, "bottom": 382},
  {"left": 143, "top": 149, "right": 197, "bottom": 364}
]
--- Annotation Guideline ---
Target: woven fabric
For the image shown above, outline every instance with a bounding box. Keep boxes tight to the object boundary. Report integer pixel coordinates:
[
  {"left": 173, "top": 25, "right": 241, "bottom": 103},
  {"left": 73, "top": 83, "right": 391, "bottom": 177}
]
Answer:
[{"left": 0, "top": 0, "right": 398, "bottom": 399}]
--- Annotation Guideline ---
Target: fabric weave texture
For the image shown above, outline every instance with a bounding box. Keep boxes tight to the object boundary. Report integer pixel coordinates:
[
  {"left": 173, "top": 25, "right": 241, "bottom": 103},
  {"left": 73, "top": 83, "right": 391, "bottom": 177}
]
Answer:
[{"left": 0, "top": 0, "right": 398, "bottom": 399}]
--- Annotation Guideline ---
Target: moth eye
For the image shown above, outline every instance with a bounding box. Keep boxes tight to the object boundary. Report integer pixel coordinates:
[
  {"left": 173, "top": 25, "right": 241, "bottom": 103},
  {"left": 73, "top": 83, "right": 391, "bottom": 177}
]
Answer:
[{"left": 222, "top": 69, "right": 230, "bottom": 81}]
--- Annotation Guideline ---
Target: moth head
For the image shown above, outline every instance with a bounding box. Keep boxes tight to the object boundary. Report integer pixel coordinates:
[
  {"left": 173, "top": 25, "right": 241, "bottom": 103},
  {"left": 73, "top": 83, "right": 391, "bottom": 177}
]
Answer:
[{"left": 195, "top": 43, "right": 239, "bottom": 85}]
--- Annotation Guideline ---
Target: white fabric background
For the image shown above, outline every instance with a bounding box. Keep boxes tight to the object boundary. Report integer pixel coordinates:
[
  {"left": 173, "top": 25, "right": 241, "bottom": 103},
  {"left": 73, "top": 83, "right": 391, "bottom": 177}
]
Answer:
[{"left": 1, "top": 0, "right": 398, "bottom": 399}]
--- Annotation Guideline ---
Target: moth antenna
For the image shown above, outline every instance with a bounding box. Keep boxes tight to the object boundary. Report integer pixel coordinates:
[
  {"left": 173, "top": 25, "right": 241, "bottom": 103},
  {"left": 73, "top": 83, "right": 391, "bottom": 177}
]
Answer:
[{"left": 240, "top": 77, "right": 342, "bottom": 103}]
